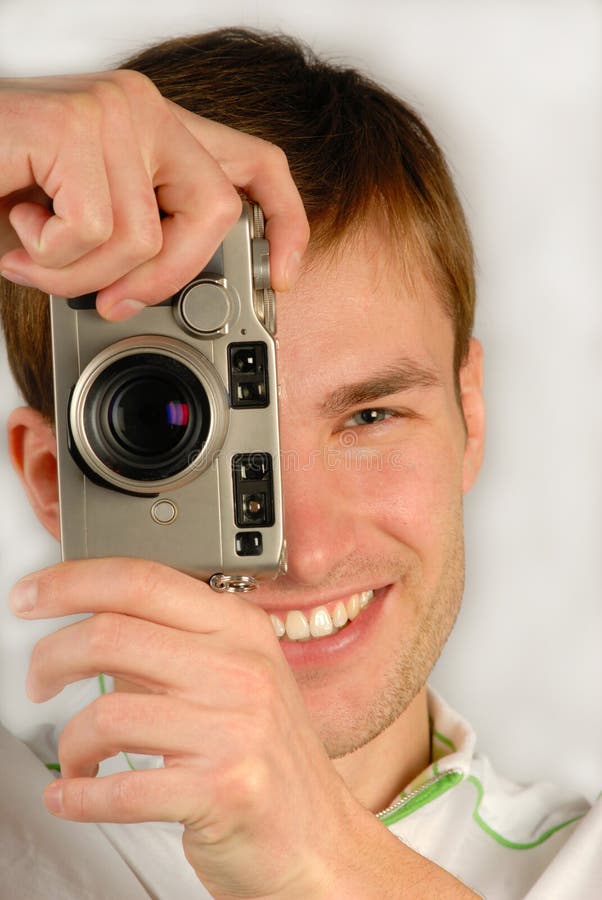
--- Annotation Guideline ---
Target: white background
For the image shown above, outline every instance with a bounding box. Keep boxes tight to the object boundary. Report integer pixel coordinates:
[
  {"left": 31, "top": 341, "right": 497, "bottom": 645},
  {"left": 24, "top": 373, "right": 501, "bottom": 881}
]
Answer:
[{"left": 0, "top": 0, "right": 600, "bottom": 800}]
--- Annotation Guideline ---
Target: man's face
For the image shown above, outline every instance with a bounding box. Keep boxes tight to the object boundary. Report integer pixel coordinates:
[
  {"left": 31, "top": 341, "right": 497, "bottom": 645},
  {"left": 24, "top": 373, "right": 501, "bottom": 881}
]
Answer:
[
  {"left": 7, "top": 221, "right": 483, "bottom": 767},
  {"left": 258, "top": 224, "right": 481, "bottom": 759}
]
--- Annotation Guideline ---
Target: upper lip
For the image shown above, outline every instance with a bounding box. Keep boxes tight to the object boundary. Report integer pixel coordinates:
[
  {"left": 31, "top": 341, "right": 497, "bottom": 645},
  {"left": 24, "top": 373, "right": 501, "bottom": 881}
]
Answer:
[{"left": 253, "top": 582, "right": 392, "bottom": 615}]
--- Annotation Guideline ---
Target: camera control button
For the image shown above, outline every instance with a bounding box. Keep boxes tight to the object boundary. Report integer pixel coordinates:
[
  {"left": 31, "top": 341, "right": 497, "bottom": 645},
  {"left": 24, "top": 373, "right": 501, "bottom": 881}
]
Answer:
[
  {"left": 252, "top": 238, "right": 271, "bottom": 290},
  {"left": 178, "top": 279, "right": 232, "bottom": 336},
  {"left": 150, "top": 499, "right": 178, "bottom": 525}
]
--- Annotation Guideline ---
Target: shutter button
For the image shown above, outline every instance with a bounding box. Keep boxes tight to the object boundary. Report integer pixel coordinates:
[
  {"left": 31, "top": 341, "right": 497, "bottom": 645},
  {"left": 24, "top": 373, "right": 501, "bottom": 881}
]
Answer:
[{"left": 176, "top": 278, "right": 232, "bottom": 336}]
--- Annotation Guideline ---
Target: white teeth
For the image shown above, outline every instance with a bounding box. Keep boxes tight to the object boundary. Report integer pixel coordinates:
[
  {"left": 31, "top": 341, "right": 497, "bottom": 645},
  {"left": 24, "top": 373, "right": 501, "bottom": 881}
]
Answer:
[
  {"left": 270, "top": 614, "right": 285, "bottom": 638},
  {"left": 285, "top": 610, "right": 310, "bottom": 640},
  {"left": 332, "top": 601, "right": 348, "bottom": 628},
  {"left": 309, "top": 606, "right": 334, "bottom": 638},
  {"left": 270, "top": 589, "right": 376, "bottom": 641},
  {"left": 347, "top": 593, "right": 362, "bottom": 620},
  {"left": 360, "top": 589, "right": 374, "bottom": 609}
]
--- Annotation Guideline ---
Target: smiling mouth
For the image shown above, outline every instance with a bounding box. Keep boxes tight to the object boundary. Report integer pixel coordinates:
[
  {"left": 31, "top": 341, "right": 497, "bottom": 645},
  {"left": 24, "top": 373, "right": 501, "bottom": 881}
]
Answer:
[{"left": 268, "top": 589, "right": 376, "bottom": 642}]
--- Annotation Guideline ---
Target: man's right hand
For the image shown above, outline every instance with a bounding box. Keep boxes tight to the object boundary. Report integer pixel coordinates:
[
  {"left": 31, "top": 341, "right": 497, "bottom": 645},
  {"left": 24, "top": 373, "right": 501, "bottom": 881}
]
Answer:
[{"left": 0, "top": 69, "right": 309, "bottom": 320}]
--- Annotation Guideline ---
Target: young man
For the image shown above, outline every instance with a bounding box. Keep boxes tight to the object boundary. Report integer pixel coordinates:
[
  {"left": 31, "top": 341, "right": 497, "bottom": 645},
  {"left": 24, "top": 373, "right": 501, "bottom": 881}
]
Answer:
[{"left": 0, "top": 28, "right": 598, "bottom": 900}]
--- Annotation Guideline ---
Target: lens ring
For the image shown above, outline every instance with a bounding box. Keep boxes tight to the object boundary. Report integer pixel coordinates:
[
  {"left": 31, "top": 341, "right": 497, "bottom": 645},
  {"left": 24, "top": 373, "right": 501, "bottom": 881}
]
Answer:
[
  {"left": 69, "top": 336, "right": 229, "bottom": 493},
  {"left": 83, "top": 353, "right": 209, "bottom": 481}
]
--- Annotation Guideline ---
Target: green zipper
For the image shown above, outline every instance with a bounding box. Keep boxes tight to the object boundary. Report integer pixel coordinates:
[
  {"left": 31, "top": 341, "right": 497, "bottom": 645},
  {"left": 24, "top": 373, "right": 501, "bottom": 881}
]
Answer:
[{"left": 377, "top": 769, "right": 464, "bottom": 826}]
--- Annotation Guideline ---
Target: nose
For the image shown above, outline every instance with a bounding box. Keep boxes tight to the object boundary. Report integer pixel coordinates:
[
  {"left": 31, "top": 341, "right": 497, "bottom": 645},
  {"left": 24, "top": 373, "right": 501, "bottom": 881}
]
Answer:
[{"left": 279, "top": 445, "right": 358, "bottom": 587}]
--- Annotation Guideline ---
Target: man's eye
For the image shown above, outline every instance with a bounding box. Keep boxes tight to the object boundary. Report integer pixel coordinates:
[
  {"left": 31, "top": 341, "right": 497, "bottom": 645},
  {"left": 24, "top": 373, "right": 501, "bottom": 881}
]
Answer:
[{"left": 342, "top": 408, "right": 394, "bottom": 427}]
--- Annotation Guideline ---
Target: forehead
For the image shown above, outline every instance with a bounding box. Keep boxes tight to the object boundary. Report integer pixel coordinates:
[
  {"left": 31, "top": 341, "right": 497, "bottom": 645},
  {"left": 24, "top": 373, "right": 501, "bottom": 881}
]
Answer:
[{"left": 276, "top": 226, "right": 455, "bottom": 393}]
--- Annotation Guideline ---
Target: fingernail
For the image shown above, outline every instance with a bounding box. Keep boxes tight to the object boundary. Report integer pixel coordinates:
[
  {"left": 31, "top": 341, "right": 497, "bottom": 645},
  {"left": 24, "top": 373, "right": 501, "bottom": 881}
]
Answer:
[
  {"left": 285, "top": 250, "right": 303, "bottom": 290},
  {"left": 9, "top": 577, "right": 37, "bottom": 614},
  {"left": 45, "top": 782, "right": 63, "bottom": 814},
  {"left": 1, "top": 269, "right": 36, "bottom": 289},
  {"left": 102, "top": 299, "right": 146, "bottom": 321}
]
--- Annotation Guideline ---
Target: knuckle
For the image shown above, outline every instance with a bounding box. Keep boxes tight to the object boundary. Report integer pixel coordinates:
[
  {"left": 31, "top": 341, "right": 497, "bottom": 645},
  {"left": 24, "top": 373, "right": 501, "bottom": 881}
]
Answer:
[
  {"left": 58, "top": 88, "right": 103, "bottom": 128},
  {"left": 262, "top": 140, "right": 290, "bottom": 172},
  {"left": 85, "top": 71, "right": 158, "bottom": 121},
  {"left": 126, "top": 559, "right": 168, "bottom": 602},
  {"left": 131, "top": 211, "right": 163, "bottom": 260},
  {"left": 116, "top": 212, "right": 163, "bottom": 269},
  {"left": 211, "top": 187, "right": 243, "bottom": 230},
  {"left": 87, "top": 612, "right": 125, "bottom": 656},
  {"left": 111, "top": 68, "right": 160, "bottom": 102},
  {"left": 86, "top": 76, "right": 129, "bottom": 111},
  {"left": 58, "top": 89, "right": 115, "bottom": 152},
  {"left": 64, "top": 779, "right": 90, "bottom": 820},
  {"left": 226, "top": 754, "right": 271, "bottom": 812},
  {"left": 89, "top": 692, "right": 122, "bottom": 736},
  {"left": 77, "top": 205, "right": 114, "bottom": 248},
  {"left": 247, "top": 137, "right": 291, "bottom": 180},
  {"left": 108, "top": 772, "right": 139, "bottom": 814}
]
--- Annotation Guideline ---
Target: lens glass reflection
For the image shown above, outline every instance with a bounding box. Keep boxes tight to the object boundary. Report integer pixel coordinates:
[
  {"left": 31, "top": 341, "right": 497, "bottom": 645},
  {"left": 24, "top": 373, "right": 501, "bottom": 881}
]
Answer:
[{"left": 108, "top": 376, "right": 192, "bottom": 456}]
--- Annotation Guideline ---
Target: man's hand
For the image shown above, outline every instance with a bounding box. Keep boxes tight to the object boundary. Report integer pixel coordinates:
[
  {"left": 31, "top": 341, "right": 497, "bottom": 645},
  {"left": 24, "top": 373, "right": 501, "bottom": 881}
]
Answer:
[
  {"left": 9, "top": 558, "right": 357, "bottom": 899},
  {"left": 0, "top": 70, "right": 309, "bottom": 319},
  {"left": 10, "top": 558, "right": 479, "bottom": 899}
]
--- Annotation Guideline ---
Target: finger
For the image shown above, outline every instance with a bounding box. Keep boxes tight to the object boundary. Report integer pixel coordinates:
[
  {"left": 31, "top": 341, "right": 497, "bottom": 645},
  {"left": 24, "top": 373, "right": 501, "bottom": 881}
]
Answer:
[
  {"left": 9, "top": 135, "right": 242, "bottom": 309},
  {"left": 9, "top": 557, "right": 267, "bottom": 636},
  {"left": 58, "top": 692, "right": 230, "bottom": 778},
  {"left": 3, "top": 191, "right": 113, "bottom": 278},
  {"left": 26, "top": 612, "right": 205, "bottom": 701},
  {"left": 44, "top": 766, "right": 212, "bottom": 826},
  {"left": 91, "top": 107, "right": 246, "bottom": 314},
  {"left": 3, "top": 103, "right": 114, "bottom": 270},
  {"left": 95, "top": 132, "right": 243, "bottom": 315},
  {"left": 3, "top": 103, "right": 163, "bottom": 297},
  {"left": 27, "top": 613, "right": 181, "bottom": 701},
  {"left": 26, "top": 609, "right": 275, "bottom": 705},
  {"left": 169, "top": 105, "right": 310, "bottom": 291},
  {"left": 6, "top": 202, "right": 52, "bottom": 257}
]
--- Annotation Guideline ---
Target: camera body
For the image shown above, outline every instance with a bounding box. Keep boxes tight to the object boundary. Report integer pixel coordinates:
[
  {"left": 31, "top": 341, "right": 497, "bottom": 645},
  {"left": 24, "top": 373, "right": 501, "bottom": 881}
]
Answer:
[{"left": 50, "top": 202, "right": 285, "bottom": 587}]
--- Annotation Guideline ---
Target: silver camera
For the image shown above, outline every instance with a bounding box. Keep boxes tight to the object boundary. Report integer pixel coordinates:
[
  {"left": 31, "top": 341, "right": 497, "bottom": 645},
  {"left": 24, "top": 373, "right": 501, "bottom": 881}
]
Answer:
[{"left": 50, "top": 202, "right": 285, "bottom": 591}]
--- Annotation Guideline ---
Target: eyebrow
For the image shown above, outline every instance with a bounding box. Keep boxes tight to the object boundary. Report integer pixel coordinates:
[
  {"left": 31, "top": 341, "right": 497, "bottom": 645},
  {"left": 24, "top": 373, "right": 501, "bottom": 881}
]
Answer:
[{"left": 319, "top": 359, "right": 441, "bottom": 417}]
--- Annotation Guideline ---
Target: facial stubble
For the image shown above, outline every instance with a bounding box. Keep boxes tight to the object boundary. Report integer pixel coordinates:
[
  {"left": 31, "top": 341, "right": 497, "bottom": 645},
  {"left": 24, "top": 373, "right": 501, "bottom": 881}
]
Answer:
[{"left": 298, "top": 513, "right": 466, "bottom": 761}]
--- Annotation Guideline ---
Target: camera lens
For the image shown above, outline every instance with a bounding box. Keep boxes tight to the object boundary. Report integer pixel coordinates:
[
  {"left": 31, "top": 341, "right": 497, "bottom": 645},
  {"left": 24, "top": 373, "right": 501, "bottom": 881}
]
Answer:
[
  {"left": 83, "top": 353, "right": 212, "bottom": 482},
  {"left": 108, "top": 376, "right": 191, "bottom": 457}
]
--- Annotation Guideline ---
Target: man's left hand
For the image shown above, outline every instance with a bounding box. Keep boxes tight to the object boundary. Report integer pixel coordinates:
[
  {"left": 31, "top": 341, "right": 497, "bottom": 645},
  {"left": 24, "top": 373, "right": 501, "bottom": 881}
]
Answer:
[
  {"left": 10, "top": 557, "right": 480, "bottom": 899},
  {"left": 9, "top": 557, "right": 358, "bottom": 899}
]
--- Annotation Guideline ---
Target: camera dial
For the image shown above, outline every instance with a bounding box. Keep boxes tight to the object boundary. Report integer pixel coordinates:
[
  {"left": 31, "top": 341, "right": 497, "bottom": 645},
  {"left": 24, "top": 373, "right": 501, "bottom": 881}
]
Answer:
[{"left": 175, "top": 276, "right": 238, "bottom": 337}]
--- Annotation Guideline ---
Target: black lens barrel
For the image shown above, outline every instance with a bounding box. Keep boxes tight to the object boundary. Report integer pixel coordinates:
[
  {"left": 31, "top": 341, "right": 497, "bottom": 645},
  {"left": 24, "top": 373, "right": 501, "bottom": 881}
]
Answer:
[{"left": 83, "top": 353, "right": 211, "bottom": 482}]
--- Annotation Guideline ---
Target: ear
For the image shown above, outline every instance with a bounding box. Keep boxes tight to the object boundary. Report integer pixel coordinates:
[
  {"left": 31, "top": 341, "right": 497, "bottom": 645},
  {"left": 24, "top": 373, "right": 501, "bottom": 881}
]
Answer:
[
  {"left": 6, "top": 407, "right": 60, "bottom": 541},
  {"left": 460, "top": 338, "right": 486, "bottom": 494}
]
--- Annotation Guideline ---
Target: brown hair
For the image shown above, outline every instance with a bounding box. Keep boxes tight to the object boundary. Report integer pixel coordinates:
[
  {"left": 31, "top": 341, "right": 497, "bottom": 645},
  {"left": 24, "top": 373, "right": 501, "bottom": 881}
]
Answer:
[{"left": 0, "top": 27, "right": 475, "bottom": 423}]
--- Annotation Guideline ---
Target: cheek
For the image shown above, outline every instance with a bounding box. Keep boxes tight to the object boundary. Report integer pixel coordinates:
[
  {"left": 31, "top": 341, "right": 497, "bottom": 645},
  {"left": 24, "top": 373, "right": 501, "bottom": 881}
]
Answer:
[{"left": 343, "top": 427, "right": 465, "bottom": 557}]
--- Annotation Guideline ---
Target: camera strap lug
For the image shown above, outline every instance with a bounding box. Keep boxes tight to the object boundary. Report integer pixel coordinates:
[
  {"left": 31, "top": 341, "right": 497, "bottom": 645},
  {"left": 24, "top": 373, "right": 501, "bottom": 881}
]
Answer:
[{"left": 209, "top": 573, "right": 258, "bottom": 593}]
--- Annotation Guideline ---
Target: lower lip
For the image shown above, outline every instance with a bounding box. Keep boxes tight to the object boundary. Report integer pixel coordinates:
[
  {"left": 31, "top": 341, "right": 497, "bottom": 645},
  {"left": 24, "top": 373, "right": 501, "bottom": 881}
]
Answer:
[{"left": 277, "top": 585, "right": 392, "bottom": 668}]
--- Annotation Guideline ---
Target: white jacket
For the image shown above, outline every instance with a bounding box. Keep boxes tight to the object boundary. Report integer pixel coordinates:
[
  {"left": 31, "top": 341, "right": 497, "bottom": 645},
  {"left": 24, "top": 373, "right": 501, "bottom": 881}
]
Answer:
[{"left": 0, "top": 680, "right": 598, "bottom": 899}]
